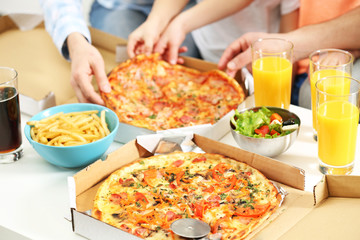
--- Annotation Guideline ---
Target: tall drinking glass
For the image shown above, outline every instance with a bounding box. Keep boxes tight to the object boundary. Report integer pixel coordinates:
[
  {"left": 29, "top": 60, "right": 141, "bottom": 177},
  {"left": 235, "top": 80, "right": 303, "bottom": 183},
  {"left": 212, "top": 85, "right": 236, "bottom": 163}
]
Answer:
[
  {"left": 251, "top": 38, "right": 293, "bottom": 109},
  {"left": 0, "top": 67, "right": 23, "bottom": 163},
  {"left": 309, "top": 49, "right": 353, "bottom": 141},
  {"left": 316, "top": 76, "right": 360, "bottom": 175}
]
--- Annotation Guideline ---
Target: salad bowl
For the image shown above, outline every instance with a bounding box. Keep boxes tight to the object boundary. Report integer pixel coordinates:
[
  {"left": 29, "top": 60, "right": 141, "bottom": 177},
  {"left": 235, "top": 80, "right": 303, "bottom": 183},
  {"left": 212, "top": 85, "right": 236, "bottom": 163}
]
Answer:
[{"left": 230, "top": 106, "right": 300, "bottom": 157}]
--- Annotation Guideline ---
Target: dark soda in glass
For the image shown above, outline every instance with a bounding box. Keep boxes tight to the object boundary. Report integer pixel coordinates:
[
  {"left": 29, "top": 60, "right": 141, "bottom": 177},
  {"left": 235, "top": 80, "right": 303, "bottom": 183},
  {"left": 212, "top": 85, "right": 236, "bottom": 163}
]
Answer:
[{"left": 0, "top": 86, "right": 22, "bottom": 153}]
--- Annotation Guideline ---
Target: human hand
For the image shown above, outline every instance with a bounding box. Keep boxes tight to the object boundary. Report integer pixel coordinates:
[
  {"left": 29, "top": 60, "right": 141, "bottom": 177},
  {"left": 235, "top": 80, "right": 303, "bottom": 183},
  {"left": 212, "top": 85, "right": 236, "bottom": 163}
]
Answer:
[
  {"left": 127, "top": 21, "right": 162, "bottom": 58},
  {"left": 218, "top": 32, "right": 269, "bottom": 78},
  {"left": 67, "top": 32, "right": 111, "bottom": 105},
  {"left": 153, "top": 18, "right": 188, "bottom": 65},
  {"left": 127, "top": 19, "right": 187, "bottom": 64}
]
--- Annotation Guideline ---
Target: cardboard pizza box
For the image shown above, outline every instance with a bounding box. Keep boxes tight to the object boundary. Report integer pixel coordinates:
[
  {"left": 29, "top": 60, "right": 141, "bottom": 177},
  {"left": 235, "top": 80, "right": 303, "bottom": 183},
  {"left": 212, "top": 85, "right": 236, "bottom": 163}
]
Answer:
[
  {"left": 276, "top": 175, "right": 360, "bottom": 240},
  {"left": 68, "top": 133, "right": 305, "bottom": 240},
  {"left": 68, "top": 134, "right": 360, "bottom": 240}
]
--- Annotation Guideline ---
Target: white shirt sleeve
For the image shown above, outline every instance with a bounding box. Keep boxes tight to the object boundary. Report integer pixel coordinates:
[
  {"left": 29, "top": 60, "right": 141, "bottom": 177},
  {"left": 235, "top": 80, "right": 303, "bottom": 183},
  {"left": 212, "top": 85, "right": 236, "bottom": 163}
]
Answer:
[{"left": 39, "top": 0, "right": 91, "bottom": 60}]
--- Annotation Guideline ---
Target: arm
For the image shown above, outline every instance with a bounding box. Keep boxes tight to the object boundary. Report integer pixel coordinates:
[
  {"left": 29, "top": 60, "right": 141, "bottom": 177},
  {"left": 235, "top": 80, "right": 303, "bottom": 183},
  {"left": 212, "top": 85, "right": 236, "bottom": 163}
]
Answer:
[
  {"left": 39, "top": 0, "right": 90, "bottom": 59},
  {"left": 218, "top": 6, "right": 360, "bottom": 77},
  {"left": 127, "top": 0, "right": 190, "bottom": 58},
  {"left": 167, "top": 0, "right": 254, "bottom": 35},
  {"left": 154, "top": 0, "right": 254, "bottom": 64},
  {"left": 279, "top": 0, "right": 300, "bottom": 33},
  {"left": 67, "top": 33, "right": 110, "bottom": 105},
  {"left": 285, "top": 6, "right": 360, "bottom": 60},
  {"left": 39, "top": 0, "right": 110, "bottom": 104},
  {"left": 279, "top": 9, "right": 299, "bottom": 33}
]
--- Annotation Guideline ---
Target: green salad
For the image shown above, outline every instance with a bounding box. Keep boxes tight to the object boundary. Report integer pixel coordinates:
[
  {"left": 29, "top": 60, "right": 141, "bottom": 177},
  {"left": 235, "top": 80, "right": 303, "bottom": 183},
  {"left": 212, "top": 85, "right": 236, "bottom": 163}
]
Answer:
[{"left": 230, "top": 106, "right": 297, "bottom": 139}]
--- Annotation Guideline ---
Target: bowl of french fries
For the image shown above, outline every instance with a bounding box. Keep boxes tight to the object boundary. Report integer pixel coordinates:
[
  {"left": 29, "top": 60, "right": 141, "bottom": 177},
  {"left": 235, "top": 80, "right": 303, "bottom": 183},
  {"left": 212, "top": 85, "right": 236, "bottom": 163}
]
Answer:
[{"left": 24, "top": 103, "right": 119, "bottom": 168}]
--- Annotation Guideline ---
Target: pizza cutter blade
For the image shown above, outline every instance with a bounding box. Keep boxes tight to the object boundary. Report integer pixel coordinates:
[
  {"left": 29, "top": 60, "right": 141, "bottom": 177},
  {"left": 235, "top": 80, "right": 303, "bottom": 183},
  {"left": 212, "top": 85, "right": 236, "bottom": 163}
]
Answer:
[{"left": 170, "top": 218, "right": 211, "bottom": 239}]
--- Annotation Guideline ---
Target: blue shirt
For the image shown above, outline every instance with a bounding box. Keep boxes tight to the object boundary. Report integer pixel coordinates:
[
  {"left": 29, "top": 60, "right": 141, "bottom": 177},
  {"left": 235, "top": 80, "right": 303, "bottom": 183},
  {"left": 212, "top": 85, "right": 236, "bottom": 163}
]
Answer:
[{"left": 39, "top": 0, "right": 154, "bottom": 60}]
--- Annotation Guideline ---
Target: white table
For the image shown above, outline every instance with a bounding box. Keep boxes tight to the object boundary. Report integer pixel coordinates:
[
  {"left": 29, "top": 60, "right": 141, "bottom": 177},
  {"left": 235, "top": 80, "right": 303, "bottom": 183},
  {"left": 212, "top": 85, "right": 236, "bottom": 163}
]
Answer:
[{"left": 1, "top": 104, "right": 359, "bottom": 240}]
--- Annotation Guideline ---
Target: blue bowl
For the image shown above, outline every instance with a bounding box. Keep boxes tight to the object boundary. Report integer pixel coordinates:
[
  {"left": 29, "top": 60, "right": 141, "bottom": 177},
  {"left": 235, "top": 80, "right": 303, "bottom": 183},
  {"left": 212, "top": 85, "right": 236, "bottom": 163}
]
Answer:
[{"left": 24, "top": 103, "right": 119, "bottom": 168}]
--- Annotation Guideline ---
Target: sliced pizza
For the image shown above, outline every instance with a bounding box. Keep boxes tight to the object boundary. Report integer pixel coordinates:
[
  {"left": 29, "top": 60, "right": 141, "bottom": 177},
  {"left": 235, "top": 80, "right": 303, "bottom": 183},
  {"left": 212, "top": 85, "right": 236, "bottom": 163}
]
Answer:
[
  {"left": 92, "top": 152, "right": 283, "bottom": 240},
  {"left": 101, "top": 54, "right": 245, "bottom": 131}
]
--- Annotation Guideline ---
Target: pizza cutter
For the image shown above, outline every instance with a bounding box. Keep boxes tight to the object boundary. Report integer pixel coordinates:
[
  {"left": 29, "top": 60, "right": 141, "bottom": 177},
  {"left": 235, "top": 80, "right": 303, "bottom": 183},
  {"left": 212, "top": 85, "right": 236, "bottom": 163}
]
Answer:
[{"left": 170, "top": 218, "right": 211, "bottom": 239}]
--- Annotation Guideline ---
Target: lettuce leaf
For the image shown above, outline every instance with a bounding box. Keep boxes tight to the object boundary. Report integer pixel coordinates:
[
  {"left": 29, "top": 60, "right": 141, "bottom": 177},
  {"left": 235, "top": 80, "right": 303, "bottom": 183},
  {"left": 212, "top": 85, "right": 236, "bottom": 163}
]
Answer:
[{"left": 232, "top": 106, "right": 273, "bottom": 137}]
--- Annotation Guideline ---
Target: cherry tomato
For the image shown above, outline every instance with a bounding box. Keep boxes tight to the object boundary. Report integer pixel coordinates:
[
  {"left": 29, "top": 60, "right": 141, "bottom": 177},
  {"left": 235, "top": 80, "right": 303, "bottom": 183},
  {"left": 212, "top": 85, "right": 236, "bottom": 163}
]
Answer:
[{"left": 254, "top": 125, "right": 269, "bottom": 137}]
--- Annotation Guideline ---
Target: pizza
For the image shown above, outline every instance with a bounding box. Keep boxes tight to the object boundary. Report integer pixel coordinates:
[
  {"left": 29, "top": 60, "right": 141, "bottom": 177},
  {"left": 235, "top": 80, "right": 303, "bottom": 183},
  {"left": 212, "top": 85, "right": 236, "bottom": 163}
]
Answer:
[
  {"left": 92, "top": 152, "right": 283, "bottom": 240},
  {"left": 101, "top": 53, "right": 245, "bottom": 131}
]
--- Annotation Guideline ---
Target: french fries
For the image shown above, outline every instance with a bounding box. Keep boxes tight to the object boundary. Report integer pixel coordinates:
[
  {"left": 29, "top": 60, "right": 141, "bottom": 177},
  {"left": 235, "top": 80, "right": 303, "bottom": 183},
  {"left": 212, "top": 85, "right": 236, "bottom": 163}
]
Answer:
[{"left": 27, "top": 110, "right": 111, "bottom": 146}]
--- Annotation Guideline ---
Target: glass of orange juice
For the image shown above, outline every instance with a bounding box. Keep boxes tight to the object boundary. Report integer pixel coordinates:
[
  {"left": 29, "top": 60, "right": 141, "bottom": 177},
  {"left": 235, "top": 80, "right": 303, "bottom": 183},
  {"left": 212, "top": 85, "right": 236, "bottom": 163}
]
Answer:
[
  {"left": 316, "top": 76, "right": 360, "bottom": 175},
  {"left": 309, "top": 49, "right": 354, "bottom": 141},
  {"left": 251, "top": 38, "right": 293, "bottom": 109}
]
